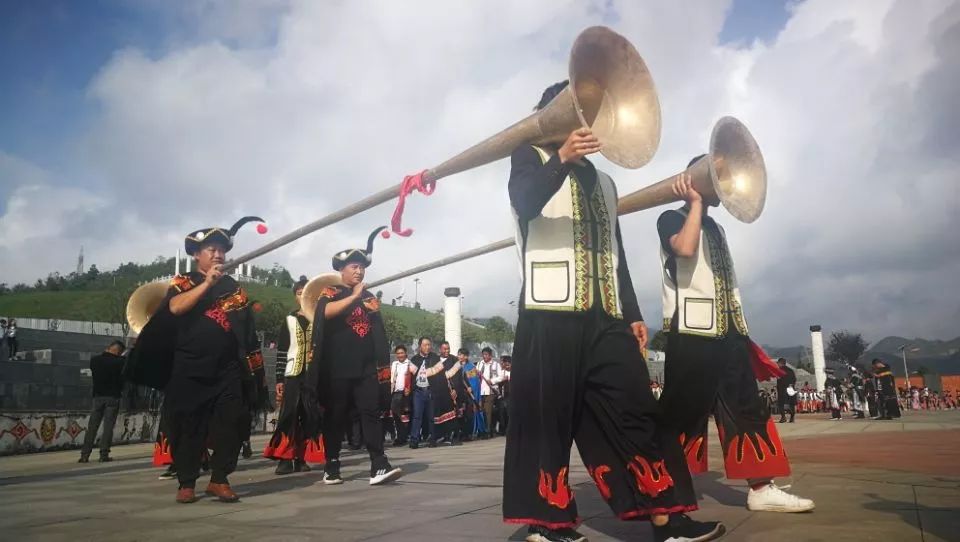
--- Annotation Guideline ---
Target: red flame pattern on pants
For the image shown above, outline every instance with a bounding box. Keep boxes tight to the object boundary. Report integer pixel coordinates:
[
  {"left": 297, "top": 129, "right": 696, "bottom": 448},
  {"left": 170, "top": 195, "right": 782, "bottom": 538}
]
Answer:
[
  {"left": 588, "top": 465, "right": 613, "bottom": 500},
  {"left": 538, "top": 467, "right": 573, "bottom": 509},
  {"left": 627, "top": 456, "right": 674, "bottom": 498},
  {"left": 720, "top": 418, "right": 791, "bottom": 479},
  {"left": 679, "top": 432, "right": 708, "bottom": 474}
]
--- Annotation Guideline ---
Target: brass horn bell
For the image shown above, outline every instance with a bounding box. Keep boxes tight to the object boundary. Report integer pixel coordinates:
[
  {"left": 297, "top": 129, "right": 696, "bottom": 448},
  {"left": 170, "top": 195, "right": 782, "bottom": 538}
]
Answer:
[
  {"left": 299, "top": 273, "right": 346, "bottom": 324},
  {"left": 617, "top": 116, "right": 767, "bottom": 223},
  {"left": 126, "top": 282, "right": 171, "bottom": 335}
]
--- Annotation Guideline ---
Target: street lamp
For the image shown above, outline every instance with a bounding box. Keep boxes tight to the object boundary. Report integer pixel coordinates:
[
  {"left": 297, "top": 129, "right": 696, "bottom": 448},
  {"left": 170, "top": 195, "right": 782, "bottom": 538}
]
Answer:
[
  {"left": 413, "top": 278, "right": 421, "bottom": 308},
  {"left": 897, "top": 343, "right": 921, "bottom": 407}
]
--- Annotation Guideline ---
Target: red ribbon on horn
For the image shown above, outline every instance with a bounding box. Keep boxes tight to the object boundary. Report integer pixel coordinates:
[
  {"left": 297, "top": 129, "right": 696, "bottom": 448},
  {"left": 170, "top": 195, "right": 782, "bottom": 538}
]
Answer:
[{"left": 390, "top": 170, "right": 435, "bottom": 237}]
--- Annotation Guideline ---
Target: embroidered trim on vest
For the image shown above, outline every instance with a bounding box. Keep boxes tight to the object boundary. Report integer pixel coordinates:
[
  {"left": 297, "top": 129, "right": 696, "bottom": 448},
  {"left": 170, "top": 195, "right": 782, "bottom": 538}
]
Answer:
[
  {"left": 569, "top": 173, "right": 591, "bottom": 312},
  {"left": 592, "top": 186, "right": 620, "bottom": 319},
  {"left": 288, "top": 317, "right": 312, "bottom": 376}
]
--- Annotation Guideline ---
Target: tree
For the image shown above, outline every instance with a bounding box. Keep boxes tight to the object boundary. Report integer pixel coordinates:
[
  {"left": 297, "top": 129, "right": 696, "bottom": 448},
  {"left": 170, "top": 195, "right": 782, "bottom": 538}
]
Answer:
[
  {"left": 254, "top": 299, "right": 292, "bottom": 344},
  {"left": 826, "top": 330, "right": 868, "bottom": 367},
  {"left": 383, "top": 316, "right": 411, "bottom": 348},
  {"left": 485, "top": 316, "right": 514, "bottom": 344},
  {"left": 650, "top": 330, "right": 668, "bottom": 351},
  {"left": 86, "top": 265, "right": 100, "bottom": 281}
]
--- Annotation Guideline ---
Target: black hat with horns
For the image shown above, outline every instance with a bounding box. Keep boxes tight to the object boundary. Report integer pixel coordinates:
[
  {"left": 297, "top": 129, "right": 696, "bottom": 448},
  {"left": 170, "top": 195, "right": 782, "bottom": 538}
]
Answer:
[
  {"left": 185, "top": 216, "right": 267, "bottom": 256},
  {"left": 332, "top": 226, "right": 389, "bottom": 271}
]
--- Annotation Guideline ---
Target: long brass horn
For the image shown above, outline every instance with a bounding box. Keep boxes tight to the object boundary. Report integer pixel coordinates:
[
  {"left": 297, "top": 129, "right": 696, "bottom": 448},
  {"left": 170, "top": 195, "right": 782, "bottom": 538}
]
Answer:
[
  {"left": 125, "top": 26, "right": 659, "bottom": 334},
  {"left": 217, "top": 25, "right": 660, "bottom": 272},
  {"left": 366, "top": 117, "right": 766, "bottom": 288},
  {"left": 126, "top": 282, "right": 171, "bottom": 335},
  {"left": 300, "top": 273, "right": 346, "bottom": 324},
  {"left": 617, "top": 116, "right": 767, "bottom": 223}
]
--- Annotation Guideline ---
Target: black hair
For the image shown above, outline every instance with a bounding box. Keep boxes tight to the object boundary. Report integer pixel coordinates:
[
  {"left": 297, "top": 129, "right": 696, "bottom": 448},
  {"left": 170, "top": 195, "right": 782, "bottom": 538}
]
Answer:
[
  {"left": 777, "top": 357, "right": 787, "bottom": 363},
  {"left": 501, "top": 355, "right": 512, "bottom": 363},
  {"left": 481, "top": 346, "right": 493, "bottom": 354},
  {"left": 688, "top": 154, "right": 707, "bottom": 168},
  {"left": 418, "top": 336, "right": 432, "bottom": 346},
  {"left": 439, "top": 341, "right": 450, "bottom": 347},
  {"left": 395, "top": 344, "right": 407, "bottom": 353},
  {"left": 108, "top": 340, "right": 126, "bottom": 353},
  {"left": 535, "top": 80, "right": 569, "bottom": 111},
  {"left": 457, "top": 348, "right": 469, "bottom": 355},
  {"left": 293, "top": 275, "right": 309, "bottom": 292}
]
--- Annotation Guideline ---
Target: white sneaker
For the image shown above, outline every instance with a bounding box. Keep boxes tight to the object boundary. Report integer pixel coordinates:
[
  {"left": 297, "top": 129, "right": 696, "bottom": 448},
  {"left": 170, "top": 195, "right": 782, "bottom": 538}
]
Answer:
[
  {"left": 369, "top": 466, "right": 403, "bottom": 486},
  {"left": 747, "top": 484, "right": 815, "bottom": 513}
]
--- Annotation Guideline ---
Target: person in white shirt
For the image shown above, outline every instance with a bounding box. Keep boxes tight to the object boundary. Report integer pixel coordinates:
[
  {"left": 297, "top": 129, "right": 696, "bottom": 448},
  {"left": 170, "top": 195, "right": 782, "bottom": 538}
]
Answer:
[
  {"left": 389, "top": 345, "right": 413, "bottom": 446},
  {"left": 476, "top": 347, "right": 501, "bottom": 439}
]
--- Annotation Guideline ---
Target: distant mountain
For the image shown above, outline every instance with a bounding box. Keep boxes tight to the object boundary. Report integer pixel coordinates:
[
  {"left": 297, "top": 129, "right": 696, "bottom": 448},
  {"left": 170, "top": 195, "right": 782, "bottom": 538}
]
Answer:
[
  {"left": 867, "top": 336, "right": 960, "bottom": 358},
  {"left": 758, "top": 335, "right": 960, "bottom": 376}
]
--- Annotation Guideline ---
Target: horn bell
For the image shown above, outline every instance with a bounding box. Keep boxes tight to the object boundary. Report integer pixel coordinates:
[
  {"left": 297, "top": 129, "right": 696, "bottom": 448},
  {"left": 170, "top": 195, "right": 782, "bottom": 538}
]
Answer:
[
  {"left": 706, "top": 116, "right": 767, "bottom": 223},
  {"left": 126, "top": 282, "right": 171, "bottom": 335},
  {"left": 300, "top": 273, "right": 346, "bottom": 323},
  {"left": 567, "top": 25, "right": 661, "bottom": 169}
]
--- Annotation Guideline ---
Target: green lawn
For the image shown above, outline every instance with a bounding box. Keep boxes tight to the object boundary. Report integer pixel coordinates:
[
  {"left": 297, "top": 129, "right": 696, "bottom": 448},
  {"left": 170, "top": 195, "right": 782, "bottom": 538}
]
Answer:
[{"left": 0, "top": 284, "right": 457, "bottom": 341}]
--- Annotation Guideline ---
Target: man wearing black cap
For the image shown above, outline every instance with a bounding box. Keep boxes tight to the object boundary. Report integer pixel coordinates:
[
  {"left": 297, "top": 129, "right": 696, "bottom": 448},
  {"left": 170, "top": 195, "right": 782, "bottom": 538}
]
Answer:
[
  {"left": 264, "top": 275, "right": 325, "bottom": 474},
  {"left": 307, "top": 226, "right": 402, "bottom": 486},
  {"left": 871, "top": 359, "right": 901, "bottom": 420},
  {"left": 131, "top": 216, "right": 269, "bottom": 504}
]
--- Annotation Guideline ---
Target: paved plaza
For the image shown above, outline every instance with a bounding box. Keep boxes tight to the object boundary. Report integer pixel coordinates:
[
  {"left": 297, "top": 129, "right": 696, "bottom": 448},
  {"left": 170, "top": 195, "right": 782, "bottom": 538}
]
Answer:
[{"left": 1, "top": 410, "right": 958, "bottom": 541}]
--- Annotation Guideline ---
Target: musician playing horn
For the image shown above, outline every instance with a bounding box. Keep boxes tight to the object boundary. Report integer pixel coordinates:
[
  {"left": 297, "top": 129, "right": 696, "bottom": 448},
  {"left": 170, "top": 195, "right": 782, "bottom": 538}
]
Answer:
[
  {"left": 263, "top": 275, "right": 326, "bottom": 474},
  {"left": 503, "top": 81, "right": 725, "bottom": 542},
  {"left": 134, "top": 217, "right": 269, "bottom": 504},
  {"left": 656, "top": 159, "right": 815, "bottom": 513},
  {"left": 307, "top": 226, "right": 403, "bottom": 486}
]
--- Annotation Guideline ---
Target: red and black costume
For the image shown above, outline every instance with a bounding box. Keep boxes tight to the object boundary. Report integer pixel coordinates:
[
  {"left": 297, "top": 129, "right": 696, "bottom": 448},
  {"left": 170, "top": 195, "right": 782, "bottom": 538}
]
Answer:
[
  {"left": 130, "top": 217, "right": 269, "bottom": 491},
  {"left": 306, "top": 227, "right": 395, "bottom": 475},
  {"left": 656, "top": 206, "right": 790, "bottom": 487},
  {"left": 263, "top": 307, "right": 325, "bottom": 466}
]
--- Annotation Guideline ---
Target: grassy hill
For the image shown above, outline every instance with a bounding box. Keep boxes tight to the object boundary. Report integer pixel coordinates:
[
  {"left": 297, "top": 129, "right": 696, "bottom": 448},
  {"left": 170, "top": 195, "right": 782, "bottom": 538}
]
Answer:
[{"left": 0, "top": 282, "right": 489, "bottom": 344}]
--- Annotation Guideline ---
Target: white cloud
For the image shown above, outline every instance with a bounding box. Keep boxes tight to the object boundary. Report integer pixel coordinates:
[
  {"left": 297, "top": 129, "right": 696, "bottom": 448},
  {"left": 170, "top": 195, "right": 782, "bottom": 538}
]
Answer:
[{"left": 2, "top": 0, "right": 958, "bottom": 346}]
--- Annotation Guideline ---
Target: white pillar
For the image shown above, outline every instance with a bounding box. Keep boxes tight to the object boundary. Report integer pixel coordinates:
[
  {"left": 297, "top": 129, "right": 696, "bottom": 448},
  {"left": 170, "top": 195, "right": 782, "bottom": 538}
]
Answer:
[
  {"left": 186, "top": 256, "right": 192, "bottom": 273},
  {"left": 175, "top": 249, "right": 181, "bottom": 276},
  {"left": 444, "top": 287, "right": 462, "bottom": 353},
  {"left": 810, "top": 325, "right": 827, "bottom": 391}
]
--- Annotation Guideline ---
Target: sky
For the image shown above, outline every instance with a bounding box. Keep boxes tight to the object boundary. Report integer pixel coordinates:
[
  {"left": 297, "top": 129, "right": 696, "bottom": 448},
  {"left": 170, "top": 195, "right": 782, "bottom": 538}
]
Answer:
[{"left": 1, "top": 0, "right": 958, "bottom": 347}]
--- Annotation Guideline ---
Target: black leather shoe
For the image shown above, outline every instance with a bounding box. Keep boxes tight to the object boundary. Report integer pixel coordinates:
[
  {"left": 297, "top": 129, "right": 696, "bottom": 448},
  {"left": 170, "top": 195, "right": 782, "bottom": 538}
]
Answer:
[{"left": 275, "top": 460, "right": 294, "bottom": 475}]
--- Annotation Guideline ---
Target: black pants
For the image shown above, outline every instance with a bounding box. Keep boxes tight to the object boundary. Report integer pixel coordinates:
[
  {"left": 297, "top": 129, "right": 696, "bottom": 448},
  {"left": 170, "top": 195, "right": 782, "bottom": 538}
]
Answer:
[
  {"left": 323, "top": 373, "right": 384, "bottom": 462},
  {"left": 777, "top": 397, "right": 794, "bottom": 421},
  {"left": 166, "top": 384, "right": 242, "bottom": 488},
  {"left": 6, "top": 337, "right": 17, "bottom": 359},
  {"left": 81, "top": 396, "right": 120, "bottom": 458},
  {"left": 390, "top": 391, "right": 410, "bottom": 442},
  {"left": 497, "top": 397, "right": 510, "bottom": 435},
  {"left": 659, "top": 332, "right": 791, "bottom": 484},
  {"left": 503, "top": 310, "right": 688, "bottom": 528},
  {"left": 264, "top": 375, "right": 322, "bottom": 461}
]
